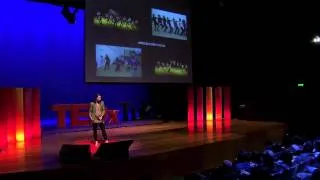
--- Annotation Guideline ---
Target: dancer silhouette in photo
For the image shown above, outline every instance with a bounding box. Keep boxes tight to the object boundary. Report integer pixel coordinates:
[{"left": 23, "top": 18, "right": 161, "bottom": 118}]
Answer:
[
  {"left": 152, "top": 14, "right": 159, "bottom": 31},
  {"left": 179, "top": 19, "right": 185, "bottom": 36},
  {"left": 104, "top": 55, "right": 110, "bottom": 70},
  {"left": 157, "top": 15, "right": 162, "bottom": 30},
  {"left": 166, "top": 17, "right": 173, "bottom": 33},
  {"left": 182, "top": 19, "right": 187, "bottom": 36},
  {"left": 173, "top": 18, "right": 179, "bottom": 34},
  {"left": 125, "top": 57, "right": 131, "bottom": 72},
  {"left": 133, "top": 56, "right": 139, "bottom": 72},
  {"left": 115, "top": 57, "right": 121, "bottom": 72},
  {"left": 162, "top": 16, "right": 167, "bottom": 32},
  {"left": 89, "top": 94, "right": 108, "bottom": 145}
]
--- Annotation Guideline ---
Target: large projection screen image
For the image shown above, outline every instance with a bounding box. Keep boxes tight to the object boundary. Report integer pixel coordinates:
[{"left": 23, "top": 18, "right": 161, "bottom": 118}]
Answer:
[{"left": 85, "top": 0, "right": 192, "bottom": 83}]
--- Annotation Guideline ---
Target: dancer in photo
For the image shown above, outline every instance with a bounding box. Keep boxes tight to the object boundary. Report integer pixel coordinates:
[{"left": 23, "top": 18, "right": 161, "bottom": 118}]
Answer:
[
  {"left": 104, "top": 54, "right": 110, "bottom": 70},
  {"left": 157, "top": 15, "right": 162, "bottom": 30},
  {"left": 152, "top": 14, "right": 159, "bottom": 31},
  {"left": 166, "top": 17, "right": 173, "bottom": 33},
  {"left": 173, "top": 18, "right": 179, "bottom": 34},
  {"left": 162, "top": 16, "right": 167, "bottom": 32},
  {"left": 181, "top": 19, "right": 187, "bottom": 36},
  {"left": 89, "top": 94, "right": 108, "bottom": 145}
]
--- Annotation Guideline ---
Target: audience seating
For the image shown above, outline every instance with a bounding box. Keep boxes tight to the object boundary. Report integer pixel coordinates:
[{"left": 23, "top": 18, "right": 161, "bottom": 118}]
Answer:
[{"left": 187, "top": 134, "right": 320, "bottom": 180}]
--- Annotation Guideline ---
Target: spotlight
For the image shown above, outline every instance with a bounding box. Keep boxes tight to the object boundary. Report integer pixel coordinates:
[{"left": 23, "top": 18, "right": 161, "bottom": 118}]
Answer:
[
  {"left": 311, "top": 35, "right": 320, "bottom": 45},
  {"left": 61, "top": 5, "right": 78, "bottom": 24}
]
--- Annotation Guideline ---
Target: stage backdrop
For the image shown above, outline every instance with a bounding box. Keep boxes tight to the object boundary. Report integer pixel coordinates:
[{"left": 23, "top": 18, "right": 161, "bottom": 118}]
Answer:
[{"left": 0, "top": 0, "right": 149, "bottom": 128}]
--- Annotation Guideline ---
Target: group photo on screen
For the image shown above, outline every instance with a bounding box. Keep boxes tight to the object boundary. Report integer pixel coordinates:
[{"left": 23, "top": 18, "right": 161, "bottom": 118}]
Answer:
[
  {"left": 96, "top": 44, "right": 142, "bottom": 78},
  {"left": 93, "top": 9, "right": 139, "bottom": 31},
  {"left": 155, "top": 60, "right": 188, "bottom": 76},
  {"left": 151, "top": 9, "right": 188, "bottom": 41}
]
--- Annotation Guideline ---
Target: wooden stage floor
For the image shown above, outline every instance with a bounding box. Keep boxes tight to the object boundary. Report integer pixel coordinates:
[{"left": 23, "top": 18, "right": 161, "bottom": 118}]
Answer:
[{"left": 0, "top": 120, "right": 285, "bottom": 179}]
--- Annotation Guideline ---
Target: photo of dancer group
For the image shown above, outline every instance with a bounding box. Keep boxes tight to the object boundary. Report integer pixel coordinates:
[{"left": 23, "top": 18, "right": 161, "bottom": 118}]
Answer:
[
  {"left": 96, "top": 44, "right": 142, "bottom": 78},
  {"left": 155, "top": 60, "right": 188, "bottom": 76},
  {"left": 93, "top": 9, "right": 139, "bottom": 31},
  {"left": 151, "top": 9, "right": 187, "bottom": 41}
]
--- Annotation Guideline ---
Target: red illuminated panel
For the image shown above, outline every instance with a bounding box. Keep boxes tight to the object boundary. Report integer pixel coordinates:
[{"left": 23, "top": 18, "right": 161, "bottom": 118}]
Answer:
[
  {"left": 206, "top": 87, "right": 213, "bottom": 121},
  {"left": 196, "top": 87, "right": 204, "bottom": 131},
  {"left": 215, "top": 87, "right": 223, "bottom": 120},
  {"left": 0, "top": 88, "right": 41, "bottom": 146},
  {"left": 206, "top": 87, "right": 214, "bottom": 136},
  {"left": 223, "top": 87, "right": 231, "bottom": 132},
  {"left": 0, "top": 89, "right": 8, "bottom": 146},
  {"left": 215, "top": 87, "right": 223, "bottom": 139},
  {"left": 31, "top": 89, "right": 41, "bottom": 138},
  {"left": 15, "top": 88, "right": 25, "bottom": 142},
  {"left": 187, "top": 87, "right": 195, "bottom": 132},
  {"left": 23, "top": 88, "right": 33, "bottom": 140},
  {"left": 7, "top": 89, "right": 16, "bottom": 143}
]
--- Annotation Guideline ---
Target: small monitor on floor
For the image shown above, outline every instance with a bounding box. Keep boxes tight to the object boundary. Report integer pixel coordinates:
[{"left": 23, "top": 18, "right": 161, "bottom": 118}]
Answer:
[
  {"left": 59, "top": 144, "right": 91, "bottom": 164},
  {"left": 94, "top": 140, "right": 134, "bottom": 161}
]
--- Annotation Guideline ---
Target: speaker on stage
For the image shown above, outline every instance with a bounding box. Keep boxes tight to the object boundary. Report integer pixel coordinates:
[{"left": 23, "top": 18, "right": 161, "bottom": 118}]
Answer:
[
  {"left": 59, "top": 144, "right": 91, "bottom": 164},
  {"left": 94, "top": 140, "right": 134, "bottom": 161}
]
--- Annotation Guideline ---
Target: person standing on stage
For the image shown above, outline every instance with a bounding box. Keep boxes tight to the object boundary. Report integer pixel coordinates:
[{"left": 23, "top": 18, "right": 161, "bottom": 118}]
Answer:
[{"left": 89, "top": 94, "right": 108, "bottom": 144}]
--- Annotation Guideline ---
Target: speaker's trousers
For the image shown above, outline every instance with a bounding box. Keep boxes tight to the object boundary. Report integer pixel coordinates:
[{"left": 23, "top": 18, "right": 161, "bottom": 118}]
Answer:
[{"left": 92, "top": 123, "right": 108, "bottom": 141}]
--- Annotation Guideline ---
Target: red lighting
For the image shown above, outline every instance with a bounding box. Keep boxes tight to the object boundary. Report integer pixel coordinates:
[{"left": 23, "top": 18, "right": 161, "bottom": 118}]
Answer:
[
  {"left": 215, "top": 87, "right": 223, "bottom": 139},
  {"left": 187, "top": 86, "right": 232, "bottom": 135},
  {"left": 15, "top": 88, "right": 25, "bottom": 142},
  {"left": 223, "top": 87, "right": 231, "bottom": 132},
  {"left": 215, "top": 87, "right": 223, "bottom": 121},
  {"left": 0, "top": 88, "right": 41, "bottom": 147},
  {"left": 187, "top": 87, "right": 195, "bottom": 132},
  {"left": 196, "top": 87, "right": 204, "bottom": 131},
  {"left": 206, "top": 87, "right": 214, "bottom": 136},
  {"left": 206, "top": 87, "right": 213, "bottom": 121}
]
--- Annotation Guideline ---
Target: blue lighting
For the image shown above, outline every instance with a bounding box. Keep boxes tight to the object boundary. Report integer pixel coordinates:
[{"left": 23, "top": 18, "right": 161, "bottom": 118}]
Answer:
[{"left": 0, "top": 0, "right": 149, "bottom": 128}]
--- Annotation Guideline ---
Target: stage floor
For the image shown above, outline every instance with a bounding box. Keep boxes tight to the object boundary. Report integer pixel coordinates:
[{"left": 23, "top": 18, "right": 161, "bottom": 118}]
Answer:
[{"left": 0, "top": 120, "right": 285, "bottom": 179}]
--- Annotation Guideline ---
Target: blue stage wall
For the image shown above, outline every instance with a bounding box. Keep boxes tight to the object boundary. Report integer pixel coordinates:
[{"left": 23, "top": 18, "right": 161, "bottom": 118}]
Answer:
[{"left": 0, "top": 0, "right": 149, "bottom": 127}]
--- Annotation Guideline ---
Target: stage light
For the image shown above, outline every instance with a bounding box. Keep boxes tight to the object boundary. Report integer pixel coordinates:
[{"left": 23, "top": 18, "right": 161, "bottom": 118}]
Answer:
[
  {"left": 311, "top": 35, "right": 320, "bottom": 44},
  {"left": 16, "top": 134, "right": 25, "bottom": 142},
  {"left": 61, "top": 5, "right": 78, "bottom": 24}
]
